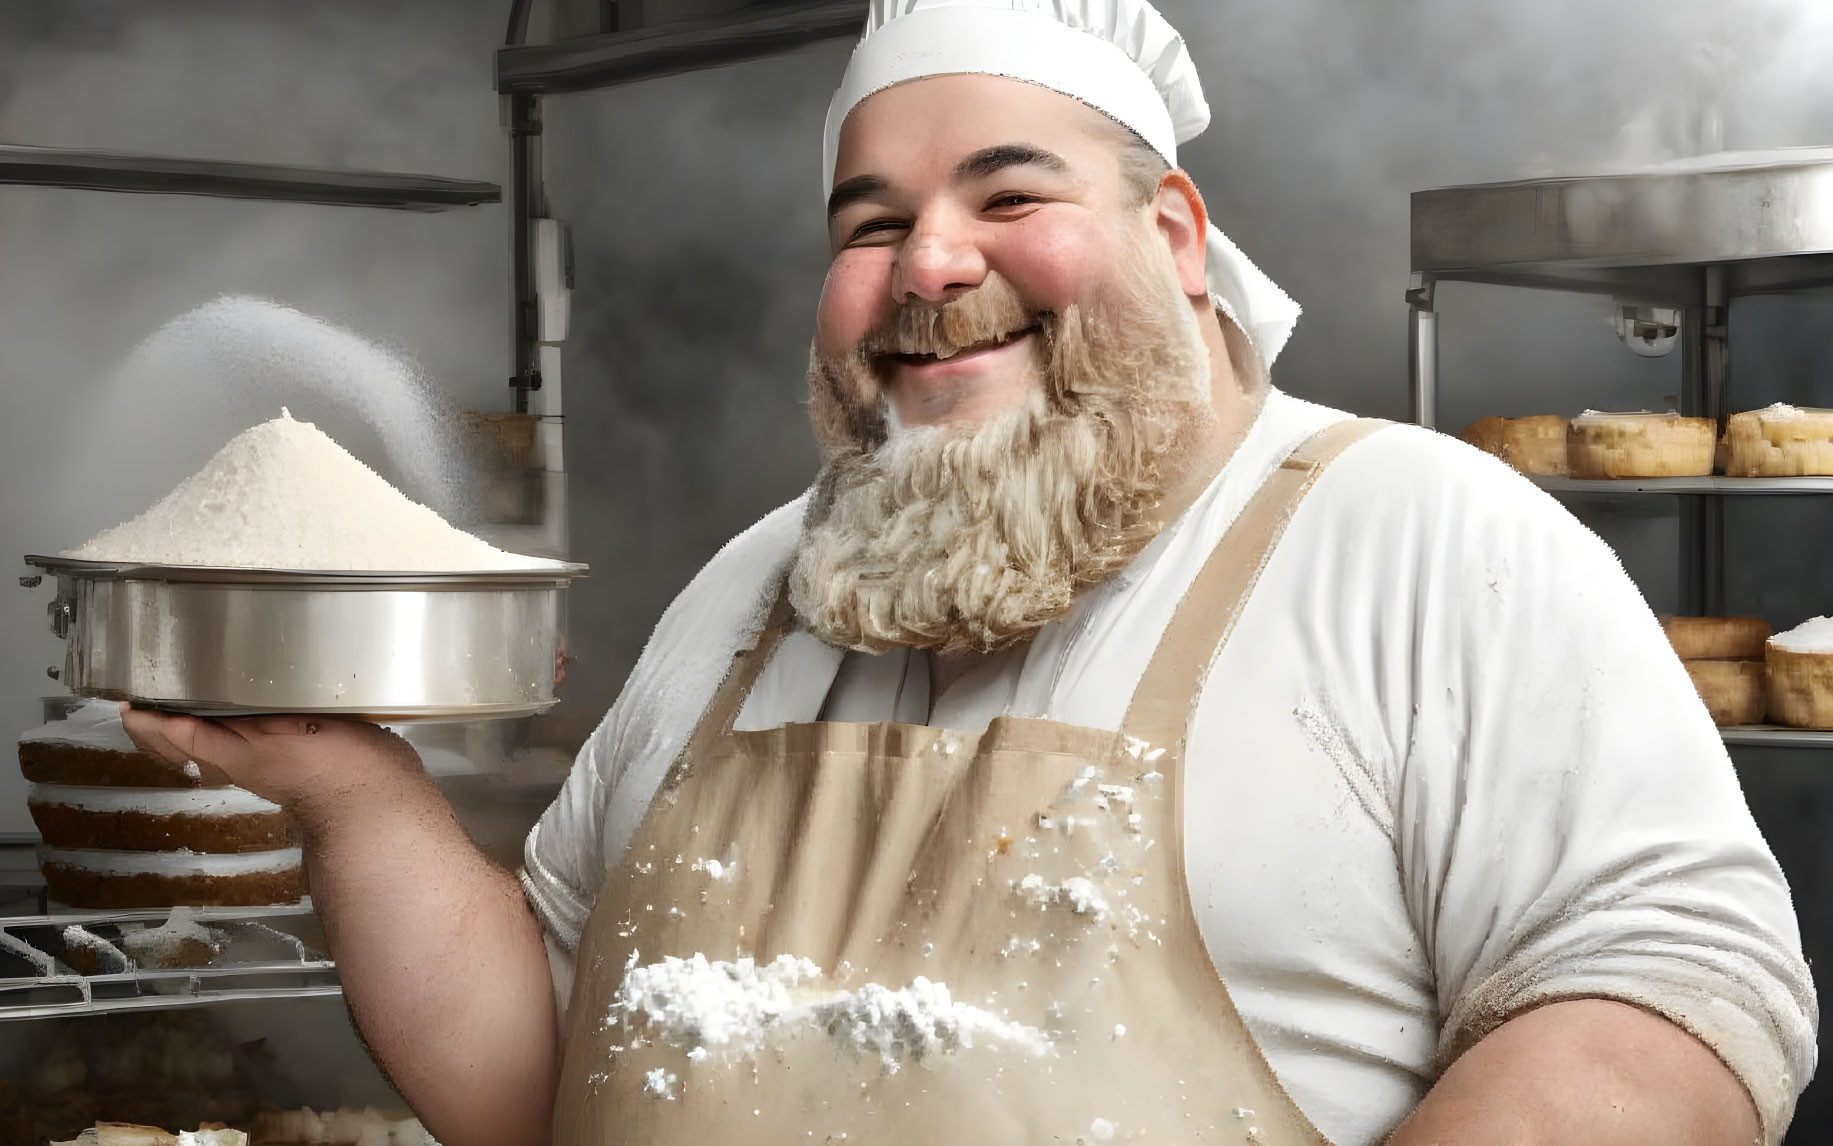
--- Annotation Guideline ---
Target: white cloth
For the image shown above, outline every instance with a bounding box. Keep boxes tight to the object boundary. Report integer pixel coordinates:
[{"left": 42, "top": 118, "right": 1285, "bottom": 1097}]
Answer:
[
  {"left": 823, "top": 0, "right": 1303, "bottom": 363},
  {"left": 523, "top": 390, "right": 1816, "bottom": 1143}
]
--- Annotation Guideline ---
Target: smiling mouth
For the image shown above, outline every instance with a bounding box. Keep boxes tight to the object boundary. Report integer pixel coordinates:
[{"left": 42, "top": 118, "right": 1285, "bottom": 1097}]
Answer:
[{"left": 887, "top": 325, "right": 1040, "bottom": 365}]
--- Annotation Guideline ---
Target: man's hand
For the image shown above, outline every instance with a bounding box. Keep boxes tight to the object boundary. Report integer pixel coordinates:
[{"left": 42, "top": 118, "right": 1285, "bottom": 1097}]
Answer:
[
  {"left": 1389, "top": 998, "right": 1761, "bottom": 1146},
  {"left": 121, "top": 703, "right": 559, "bottom": 1146},
  {"left": 119, "top": 706, "right": 426, "bottom": 824}
]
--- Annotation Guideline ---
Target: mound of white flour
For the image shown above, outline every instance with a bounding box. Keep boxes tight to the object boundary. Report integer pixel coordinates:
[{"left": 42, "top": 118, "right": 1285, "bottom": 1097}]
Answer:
[
  {"left": 611, "top": 953, "right": 1053, "bottom": 1073},
  {"left": 65, "top": 410, "right": 554, "bottom": 571}
]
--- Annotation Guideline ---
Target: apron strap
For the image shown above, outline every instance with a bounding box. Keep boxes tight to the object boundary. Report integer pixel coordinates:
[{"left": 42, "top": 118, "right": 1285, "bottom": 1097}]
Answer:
[
  {"left": 674, "top": 587, "right": 798, "bottom": 771},
  {"left": 1118, "top": 417, "right": 1389, "bottom": 752}
]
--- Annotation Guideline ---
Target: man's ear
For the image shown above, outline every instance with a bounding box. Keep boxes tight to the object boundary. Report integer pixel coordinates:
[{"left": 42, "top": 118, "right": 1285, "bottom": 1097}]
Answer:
[{"left": 1152, "top": 170, "right": 1210, "bottom": 299}]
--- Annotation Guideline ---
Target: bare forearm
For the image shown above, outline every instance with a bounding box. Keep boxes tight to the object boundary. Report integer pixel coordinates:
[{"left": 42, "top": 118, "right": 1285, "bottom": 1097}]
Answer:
[
  {"left": 300, "top": 774, "right": 557, "bottom": 1146},
  {"left": 1389, "top": 999, "right": 1758, "bottom": 1146}
]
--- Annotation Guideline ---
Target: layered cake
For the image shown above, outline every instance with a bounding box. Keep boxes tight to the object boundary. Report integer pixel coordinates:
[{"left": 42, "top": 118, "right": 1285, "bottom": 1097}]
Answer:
[
  {"left": 1723, "top": 403, "right": 1833, "bottom": 477},
  {"left": 28, "top": 784, "right": 294, "bottom": 853},
  {"left": 19, "top": 701, "right": 304, "bottom": 910},
  {"left": 1567, "top": 411, "right": 1716, "bottom": 478},
  {"left": 21, "top": 702, "right": 231, "bottom": 788},
  {"left": 1768, "top": 617, "right": 1833, "bottom": 730},
  {"left": 37, "top": 848, "right": 305, "bottom": 912},
  {"left": 1459, "top": 415, "right": 1570, "bottom": 475}
]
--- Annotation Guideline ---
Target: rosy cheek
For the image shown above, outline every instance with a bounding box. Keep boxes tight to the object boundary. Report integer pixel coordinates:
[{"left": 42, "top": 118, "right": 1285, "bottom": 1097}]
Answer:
[
  {"left": 984, "top": 215, "right": 1115, "bottom": 312},
  {"left": 816, "top": 251, "right": 892, "bottom": 357}
]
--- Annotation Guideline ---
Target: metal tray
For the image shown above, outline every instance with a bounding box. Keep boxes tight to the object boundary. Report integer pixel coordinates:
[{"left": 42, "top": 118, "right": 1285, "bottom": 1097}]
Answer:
[
  {"left": 1412, "top": 147, "right": 1833, "bottom": 300},
  {"left": 24, "top": 555, "right": 587, "bottom": 722}
]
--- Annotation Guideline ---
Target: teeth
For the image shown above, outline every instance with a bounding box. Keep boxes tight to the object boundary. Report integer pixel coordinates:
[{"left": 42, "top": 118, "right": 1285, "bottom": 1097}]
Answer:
[{"left": 899, "top": 327, "right": 1030, "bottom": 363}]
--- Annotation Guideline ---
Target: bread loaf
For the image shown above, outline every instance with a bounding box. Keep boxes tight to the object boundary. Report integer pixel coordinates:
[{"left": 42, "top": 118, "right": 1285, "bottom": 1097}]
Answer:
[
  {"left": 1767, "top": 618, "right": 1833, "bottom": 729},
  {"left": 1659, "top": 614, "right": 1773, "bottom": 660},
  {"left": 1683, "top": 659, "right": 1767, "bottom": 726},
  {"left": 1723, "top": 403, "right": 1833, "bottom": 476},
  {"left": 1567, "top": 411, "right": 1716, "bottom": 478},
  {"left": 1459, "top": 415, "right": 1569, "bottom": 475}
]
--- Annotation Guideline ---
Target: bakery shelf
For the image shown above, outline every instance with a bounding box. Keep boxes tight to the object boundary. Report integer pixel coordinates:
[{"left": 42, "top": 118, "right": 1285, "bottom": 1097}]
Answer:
[
  {"left": 0, "top": 144, "right": 501, "bottom": 211},
  {"left": 1530, "top": 475, "right": 1833, "bottom": 495},
  {"left": 1720, "top": 725, "right": 1833, "bottom": 749},
  {"left": 1411, "top": 149, "right": 1833, "bottom": 619},
  {"left": 0, "top": 900, "right": 340, "bottom": 1021}
]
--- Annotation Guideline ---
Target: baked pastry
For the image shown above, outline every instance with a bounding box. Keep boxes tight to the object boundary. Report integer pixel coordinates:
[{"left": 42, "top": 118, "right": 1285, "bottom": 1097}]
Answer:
[
  {"left": 58, "top": 925, "right": 131, "bottom": 976},
  {"left": 1567, "top": 411, "right": 1716, "bottom": 478},
  {"left": 252, "top": 1107, "right": 439, "bottom": 1145},
  {"left": 1768, "top": 617, "right": 1833, "bottom": 730},
  {"left": 1682, "top": 659, "right": 1767, "bottom": 726},
  {"left": 118, "top": 909, "right": 225, "bottom": 969},
  {"left": 37, "top": 847, "right": 305, "bottom": 910},
  {"left": 1723, "top": 403, "right": 1833, "bottom": 477},
  {"left": 21, "top": 701, "right": 230, "bottom": 788},
  {"left": 1659, "top": 615, "right": 1773, "bottom": 661},
  {"left": 52, "top": 1124, "right": 246, "bottom": 1146},
  {"left": 1459, "top": 415, "right": 1570, "bottom": 475},
  {"left": 28, "top": 784, "right": 294, "bottom": 854}
]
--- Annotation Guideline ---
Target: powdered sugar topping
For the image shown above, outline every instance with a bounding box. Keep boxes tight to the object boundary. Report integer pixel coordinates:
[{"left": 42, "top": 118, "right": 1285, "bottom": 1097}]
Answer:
[
  {"left": 607, "top": 952, "right": 1053, "bottom": 1072},
  {"left": 1772, "top": 616, "right": 1833, "bottom": 653}
]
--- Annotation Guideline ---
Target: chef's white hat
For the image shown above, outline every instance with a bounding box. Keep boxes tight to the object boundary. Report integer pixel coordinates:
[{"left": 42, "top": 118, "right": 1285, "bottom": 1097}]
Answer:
[{"left": 823, "top": 0, "right": 1302, "bottom": 365}]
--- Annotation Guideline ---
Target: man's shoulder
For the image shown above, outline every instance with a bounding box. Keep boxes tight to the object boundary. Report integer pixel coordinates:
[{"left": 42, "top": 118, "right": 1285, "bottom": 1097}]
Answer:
[
  {"left": 645, "top": 492, "right": 809, "bottom": 660},
  {"left": 1316, "top": 417, "right": 1585, "bottom": 533}
]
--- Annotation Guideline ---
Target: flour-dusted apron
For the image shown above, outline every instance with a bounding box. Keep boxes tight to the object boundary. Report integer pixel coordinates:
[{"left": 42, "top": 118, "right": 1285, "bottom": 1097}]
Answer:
[{"left": 555, "top": 418, "right": 1386, "bottom": 1146}]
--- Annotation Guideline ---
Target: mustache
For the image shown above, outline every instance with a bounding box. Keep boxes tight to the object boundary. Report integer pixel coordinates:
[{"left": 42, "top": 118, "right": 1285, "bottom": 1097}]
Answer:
[{"left": 856, "top": 274, "right": 1046, "bottom": 360}]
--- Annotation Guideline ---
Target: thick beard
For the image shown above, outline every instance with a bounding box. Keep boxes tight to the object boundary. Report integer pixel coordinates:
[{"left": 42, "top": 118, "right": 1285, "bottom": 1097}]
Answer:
[{"left": 791, "top": 229, "right": 1214, "bottom": 654}]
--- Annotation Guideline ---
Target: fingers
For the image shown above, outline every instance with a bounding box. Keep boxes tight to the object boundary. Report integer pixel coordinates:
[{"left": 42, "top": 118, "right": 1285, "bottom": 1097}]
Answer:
[
  {"left": 119, "top": 703, "right": 200, "bottom": 766},
  {"left": 119, "top": 703, "right": 252, "bottom": 771}
]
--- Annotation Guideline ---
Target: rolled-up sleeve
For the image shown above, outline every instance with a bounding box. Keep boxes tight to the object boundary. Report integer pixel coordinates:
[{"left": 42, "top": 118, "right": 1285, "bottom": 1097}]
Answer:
[
  {"left": 1396, "top": 456, "right": 1817, "bottom": 1141},
  {"left": 520, "top": 730, "right": 609, "bottom": 955}
]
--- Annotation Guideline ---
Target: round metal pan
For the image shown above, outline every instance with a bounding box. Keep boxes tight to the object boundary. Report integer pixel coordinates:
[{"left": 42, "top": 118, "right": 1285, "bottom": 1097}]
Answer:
[{"left": 24, "top": 555, "right": 587, "bottom": 722}]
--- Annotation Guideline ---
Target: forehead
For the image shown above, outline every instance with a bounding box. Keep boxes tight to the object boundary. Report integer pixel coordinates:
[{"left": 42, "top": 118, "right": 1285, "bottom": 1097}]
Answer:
[{"left": 832, "top": 74, "right": 1120, "bottom": 183}]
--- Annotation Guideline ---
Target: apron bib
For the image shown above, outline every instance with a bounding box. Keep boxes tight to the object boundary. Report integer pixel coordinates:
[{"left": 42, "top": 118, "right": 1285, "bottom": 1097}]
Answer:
[{"left": 556, "top": 418, "right": 1385, "bottom": 1146}]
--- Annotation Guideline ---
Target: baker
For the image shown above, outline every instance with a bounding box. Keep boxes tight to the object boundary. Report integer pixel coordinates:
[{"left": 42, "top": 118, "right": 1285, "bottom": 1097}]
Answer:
[{"left": 122, "top": 1, "right": 1816, "bottom": 1143}]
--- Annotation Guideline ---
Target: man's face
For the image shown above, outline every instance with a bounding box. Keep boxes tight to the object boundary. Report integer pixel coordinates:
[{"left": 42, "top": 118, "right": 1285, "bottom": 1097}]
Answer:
[
  {"left": 792, "top": 76, "right": 1219, "bottom": 654},
  {"left": 819, "top": 74, "right": 1146, "bottom": 428}
]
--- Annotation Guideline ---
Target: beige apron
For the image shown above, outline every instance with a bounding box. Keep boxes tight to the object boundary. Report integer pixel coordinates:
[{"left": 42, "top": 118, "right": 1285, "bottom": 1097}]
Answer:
[{"left": 556, "top": 418, "right": 1386, "bottom": 1146}]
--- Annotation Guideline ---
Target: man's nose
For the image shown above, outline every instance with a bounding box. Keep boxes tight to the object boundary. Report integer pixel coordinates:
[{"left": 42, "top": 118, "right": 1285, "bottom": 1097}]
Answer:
[{"left": 891, "top": 213, "right": 987, "bottom": 304}]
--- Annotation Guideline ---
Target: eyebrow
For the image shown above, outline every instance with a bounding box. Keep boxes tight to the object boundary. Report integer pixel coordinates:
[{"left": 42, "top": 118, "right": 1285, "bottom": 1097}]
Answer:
[
  {"left": 825, "top": 143, "right": 1072, "bottom": 220},
  {"left": 827, "top": 174, "right": 888, "bottom": 221},
  {"left": 952, "top": 143, "right": 1069, "bottom": 182}
]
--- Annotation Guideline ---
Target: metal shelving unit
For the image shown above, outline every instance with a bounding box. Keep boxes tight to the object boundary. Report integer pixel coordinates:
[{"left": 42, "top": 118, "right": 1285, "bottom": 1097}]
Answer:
[
  {"left": 1720, "top": 726, "right": 1833, "bottom": 749},
  {"left": 1410, "top": 147, "right": 1833, "bottom": 739},
  {"left": 0, "top": 144, "right": 500, "bottom": 212},
  {"left": 1530, "top": 475, "right": 1833, "bottom": 495},
  {"left": 0, "top": 895, "right": 337, "bottom": 1021}
]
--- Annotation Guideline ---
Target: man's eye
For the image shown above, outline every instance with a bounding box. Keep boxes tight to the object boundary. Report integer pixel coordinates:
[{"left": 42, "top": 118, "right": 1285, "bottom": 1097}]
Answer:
[
  {"left": 847, "top": 219, "right": 908, "bottom": 243},
  {"left": 987, "top": 193, "right": 1040, "bottom": 209}
]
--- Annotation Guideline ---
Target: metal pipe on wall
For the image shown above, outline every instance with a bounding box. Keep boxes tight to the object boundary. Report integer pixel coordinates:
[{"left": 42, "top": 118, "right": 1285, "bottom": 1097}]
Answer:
[{"left": 1407, "top": 274, "right": 1437, "bottom": 428}]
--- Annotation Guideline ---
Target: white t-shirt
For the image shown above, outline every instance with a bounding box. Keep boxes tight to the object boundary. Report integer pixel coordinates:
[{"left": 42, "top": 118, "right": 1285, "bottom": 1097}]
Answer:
[{"left": 522, "top": 389, "right": 1816, "bottom": 1143}]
